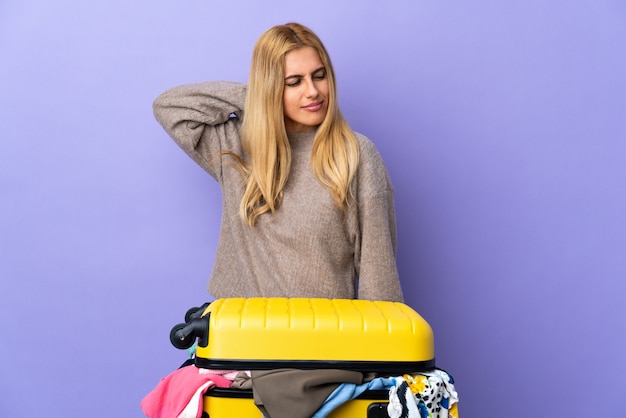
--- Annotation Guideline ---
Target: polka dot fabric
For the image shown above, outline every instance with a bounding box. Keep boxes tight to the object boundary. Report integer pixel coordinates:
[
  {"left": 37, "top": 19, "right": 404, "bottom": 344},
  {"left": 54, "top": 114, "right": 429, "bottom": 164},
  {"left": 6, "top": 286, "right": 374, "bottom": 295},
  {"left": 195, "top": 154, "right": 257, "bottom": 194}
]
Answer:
[{"left": 388, "top": 369, "right": 459, "bottom": 418}]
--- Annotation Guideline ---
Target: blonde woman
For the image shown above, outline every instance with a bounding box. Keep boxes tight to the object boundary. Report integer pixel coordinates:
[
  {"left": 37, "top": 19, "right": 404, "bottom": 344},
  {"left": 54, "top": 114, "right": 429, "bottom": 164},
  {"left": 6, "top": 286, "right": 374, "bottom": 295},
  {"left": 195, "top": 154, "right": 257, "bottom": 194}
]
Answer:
[{"left": 153, "top": 22, "right": 403, "bottom": 302}]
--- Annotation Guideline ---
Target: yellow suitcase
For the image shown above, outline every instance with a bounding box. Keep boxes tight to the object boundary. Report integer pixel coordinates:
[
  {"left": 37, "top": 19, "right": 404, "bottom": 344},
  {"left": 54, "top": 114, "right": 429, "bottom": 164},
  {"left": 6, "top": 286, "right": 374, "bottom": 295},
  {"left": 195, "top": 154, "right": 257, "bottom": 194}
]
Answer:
[
  {"left": 170, "top": 298, "right": 437, "bottom": 418},
  {"left": 203, "top": 387, "right": 393, "bottom": 418}
]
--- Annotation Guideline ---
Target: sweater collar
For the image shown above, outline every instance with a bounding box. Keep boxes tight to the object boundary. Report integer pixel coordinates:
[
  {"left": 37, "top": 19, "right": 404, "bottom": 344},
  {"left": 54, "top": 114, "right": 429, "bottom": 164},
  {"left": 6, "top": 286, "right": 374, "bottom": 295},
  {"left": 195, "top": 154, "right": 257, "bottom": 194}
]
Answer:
[{"left": 287, "top": 130, "right": 316, "bottom": 152}]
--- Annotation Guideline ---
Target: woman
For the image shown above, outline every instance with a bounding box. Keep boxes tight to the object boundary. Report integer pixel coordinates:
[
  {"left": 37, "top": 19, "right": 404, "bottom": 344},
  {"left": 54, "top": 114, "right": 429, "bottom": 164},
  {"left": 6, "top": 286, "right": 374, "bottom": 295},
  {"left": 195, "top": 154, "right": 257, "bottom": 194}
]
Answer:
[{"left": 153, "top": 22, "right": 403, "bottom": 302}]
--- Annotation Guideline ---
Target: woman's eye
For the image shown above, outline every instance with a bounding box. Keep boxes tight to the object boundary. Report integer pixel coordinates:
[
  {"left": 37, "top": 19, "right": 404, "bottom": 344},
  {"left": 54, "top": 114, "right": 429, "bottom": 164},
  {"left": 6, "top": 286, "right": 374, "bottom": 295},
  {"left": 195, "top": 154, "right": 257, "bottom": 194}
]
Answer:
[{"left": 285, "top": 72, "right": 325, "bottom": 87}]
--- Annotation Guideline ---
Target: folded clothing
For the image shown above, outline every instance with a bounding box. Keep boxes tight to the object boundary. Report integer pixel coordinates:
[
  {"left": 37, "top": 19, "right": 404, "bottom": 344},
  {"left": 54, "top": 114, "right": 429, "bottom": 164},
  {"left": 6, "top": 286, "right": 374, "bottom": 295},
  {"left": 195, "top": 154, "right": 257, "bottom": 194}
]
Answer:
[
  {"left": 141, "top": 365, "right": 232, "bottom": 418},
  {"left": 388, "top": 369, "right": 459, "bottom": 418},
  {"left": 251, "top": 369, "right": 363, "bottom": 418}
]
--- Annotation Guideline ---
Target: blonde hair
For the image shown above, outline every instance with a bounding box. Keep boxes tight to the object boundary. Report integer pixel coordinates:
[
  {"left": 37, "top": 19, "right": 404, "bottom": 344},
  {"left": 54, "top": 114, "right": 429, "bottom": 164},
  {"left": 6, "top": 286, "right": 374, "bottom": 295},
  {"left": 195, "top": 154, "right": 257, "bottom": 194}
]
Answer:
[{"left": 236, "top": 22, "right": 360, "bottom": 226}]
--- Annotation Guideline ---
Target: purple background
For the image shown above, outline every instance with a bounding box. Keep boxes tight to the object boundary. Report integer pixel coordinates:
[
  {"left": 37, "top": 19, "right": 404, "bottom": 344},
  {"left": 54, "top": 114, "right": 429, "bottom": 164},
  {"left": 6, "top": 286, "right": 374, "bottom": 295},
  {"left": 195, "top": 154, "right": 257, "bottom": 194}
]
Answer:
[{"left": 1, "top": 1, "right": 625, "bottom": 417}]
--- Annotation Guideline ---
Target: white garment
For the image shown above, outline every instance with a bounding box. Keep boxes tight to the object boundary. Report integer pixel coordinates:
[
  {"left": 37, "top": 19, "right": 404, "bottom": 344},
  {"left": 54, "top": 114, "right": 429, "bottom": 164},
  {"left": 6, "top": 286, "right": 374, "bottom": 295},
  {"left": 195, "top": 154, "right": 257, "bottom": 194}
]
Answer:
[
  {"left": 388, "top": 378, "right": 421, "bottom": 418},
  {"left": 388, "top": 370, "right": 459, "bottom": 418},
  {"left": 177, "top": 381, "right": 214, "bottom": 418}
]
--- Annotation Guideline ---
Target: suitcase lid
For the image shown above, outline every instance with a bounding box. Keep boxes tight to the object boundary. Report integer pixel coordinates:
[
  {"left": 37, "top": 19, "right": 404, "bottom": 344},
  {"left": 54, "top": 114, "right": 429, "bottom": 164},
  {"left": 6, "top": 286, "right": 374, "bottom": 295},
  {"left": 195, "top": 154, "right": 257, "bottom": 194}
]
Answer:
[{"left": 194, "top": 298, "right": 435, "bottom": 372}]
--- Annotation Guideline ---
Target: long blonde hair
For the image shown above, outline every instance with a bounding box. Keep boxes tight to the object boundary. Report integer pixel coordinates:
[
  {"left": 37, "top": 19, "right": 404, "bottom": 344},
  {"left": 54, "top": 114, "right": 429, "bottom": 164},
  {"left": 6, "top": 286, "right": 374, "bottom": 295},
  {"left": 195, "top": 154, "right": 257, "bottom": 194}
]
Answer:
[{"left": 237, "top": 22, "right": 360, "bottom": 226}]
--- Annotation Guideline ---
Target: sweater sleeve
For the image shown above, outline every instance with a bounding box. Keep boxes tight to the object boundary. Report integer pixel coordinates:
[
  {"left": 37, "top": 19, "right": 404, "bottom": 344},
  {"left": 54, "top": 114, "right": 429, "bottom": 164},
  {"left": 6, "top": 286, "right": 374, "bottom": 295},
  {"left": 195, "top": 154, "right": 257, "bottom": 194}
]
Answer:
[
  {"left": 152, "top": 81, "right": 246, "bottom": 181},
  {"left": 354, "top": 137, "right": 404, "bottom": 302}
]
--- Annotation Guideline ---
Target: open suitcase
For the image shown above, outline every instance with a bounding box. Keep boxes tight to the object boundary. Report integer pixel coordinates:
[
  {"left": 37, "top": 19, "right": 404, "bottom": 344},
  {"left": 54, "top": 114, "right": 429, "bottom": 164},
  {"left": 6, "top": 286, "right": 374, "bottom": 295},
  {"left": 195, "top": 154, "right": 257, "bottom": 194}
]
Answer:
[{"left": 170, "top": 298, "right": 452, "bottom": 418}]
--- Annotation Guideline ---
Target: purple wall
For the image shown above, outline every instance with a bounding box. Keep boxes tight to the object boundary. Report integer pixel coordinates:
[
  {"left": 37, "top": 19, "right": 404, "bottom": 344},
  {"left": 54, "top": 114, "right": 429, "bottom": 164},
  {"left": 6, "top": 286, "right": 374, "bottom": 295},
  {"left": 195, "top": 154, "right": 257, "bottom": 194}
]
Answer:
[{"left": 1, "top": 1, "right": 625, "bottom": 416}]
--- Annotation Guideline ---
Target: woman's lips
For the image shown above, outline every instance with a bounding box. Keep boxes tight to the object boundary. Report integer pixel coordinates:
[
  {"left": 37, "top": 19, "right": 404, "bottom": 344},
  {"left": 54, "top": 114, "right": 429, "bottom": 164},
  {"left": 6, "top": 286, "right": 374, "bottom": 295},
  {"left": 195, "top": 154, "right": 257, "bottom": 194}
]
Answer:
[{"left": 302, "top": 101, "right": 323, "bottom": 112}]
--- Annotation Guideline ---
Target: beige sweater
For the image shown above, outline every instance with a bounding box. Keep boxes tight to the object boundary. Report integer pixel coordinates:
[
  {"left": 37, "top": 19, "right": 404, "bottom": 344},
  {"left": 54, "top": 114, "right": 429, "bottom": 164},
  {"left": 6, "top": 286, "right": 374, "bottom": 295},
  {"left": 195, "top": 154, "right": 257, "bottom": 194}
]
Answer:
[{"left": 153, "top": 81, "right": 403, "bottom": 302}]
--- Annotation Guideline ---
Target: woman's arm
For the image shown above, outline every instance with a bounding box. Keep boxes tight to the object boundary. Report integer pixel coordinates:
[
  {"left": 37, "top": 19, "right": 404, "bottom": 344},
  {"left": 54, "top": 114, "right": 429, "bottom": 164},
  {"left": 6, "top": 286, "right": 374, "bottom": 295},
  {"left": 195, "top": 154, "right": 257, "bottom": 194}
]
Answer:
[
  {"left": 353, "top": 137, "right": 404, "bottom": 302},
  {"left": 153, "top": 81, "right": 246, "bottom": 179},
  {"left": 356, "top": 189, "right": 404, "bottom": 302}
]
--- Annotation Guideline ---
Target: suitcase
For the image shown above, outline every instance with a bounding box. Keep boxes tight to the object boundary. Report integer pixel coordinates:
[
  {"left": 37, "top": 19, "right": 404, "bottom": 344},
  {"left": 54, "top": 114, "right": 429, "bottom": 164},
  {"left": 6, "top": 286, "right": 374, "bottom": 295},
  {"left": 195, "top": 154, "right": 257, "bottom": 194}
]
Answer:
[
  {"left": 203, "top": 386, "right": 393, "bottom": 418},
  {"left": 170, "top": 298, "right": 439, "bottom": 418}
]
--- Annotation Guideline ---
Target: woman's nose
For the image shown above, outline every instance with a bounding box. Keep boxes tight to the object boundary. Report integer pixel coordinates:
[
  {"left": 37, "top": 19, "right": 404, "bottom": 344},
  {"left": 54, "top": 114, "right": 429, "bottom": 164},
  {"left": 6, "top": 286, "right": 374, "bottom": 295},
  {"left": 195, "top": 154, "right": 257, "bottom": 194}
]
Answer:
[{"left": 304, "top": 78, "right": 319, "bottom": 97}]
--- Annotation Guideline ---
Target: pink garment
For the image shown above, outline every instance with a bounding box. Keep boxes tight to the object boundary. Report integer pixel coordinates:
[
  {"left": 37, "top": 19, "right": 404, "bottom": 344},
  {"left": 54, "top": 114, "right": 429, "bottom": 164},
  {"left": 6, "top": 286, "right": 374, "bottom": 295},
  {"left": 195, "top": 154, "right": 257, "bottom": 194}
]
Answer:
[{"left": 141, "top": 366, "right": 232, "bottom": 418}]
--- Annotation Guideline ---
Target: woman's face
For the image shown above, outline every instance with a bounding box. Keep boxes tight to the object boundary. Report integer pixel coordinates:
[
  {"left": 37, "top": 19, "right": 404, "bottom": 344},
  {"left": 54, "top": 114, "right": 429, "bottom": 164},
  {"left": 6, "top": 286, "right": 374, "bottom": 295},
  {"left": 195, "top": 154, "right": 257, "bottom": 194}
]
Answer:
[{"left": 282, "top": 46, "right": 329, "bottom": 133}]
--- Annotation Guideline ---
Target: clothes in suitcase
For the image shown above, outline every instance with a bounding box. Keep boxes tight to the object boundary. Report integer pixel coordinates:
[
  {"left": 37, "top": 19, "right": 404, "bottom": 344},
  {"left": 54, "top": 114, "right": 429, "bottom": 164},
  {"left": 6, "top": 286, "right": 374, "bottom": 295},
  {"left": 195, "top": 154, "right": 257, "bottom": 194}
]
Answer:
[{"left": 165, "top": 297, "right": 458, "bottom": 418}]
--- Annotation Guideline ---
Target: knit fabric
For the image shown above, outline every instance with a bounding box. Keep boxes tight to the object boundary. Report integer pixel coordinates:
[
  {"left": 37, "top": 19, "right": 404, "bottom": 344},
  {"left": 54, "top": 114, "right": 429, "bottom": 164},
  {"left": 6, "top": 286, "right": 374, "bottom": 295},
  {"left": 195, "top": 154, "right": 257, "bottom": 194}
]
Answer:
[{"left": 153, "top": 81, "right": 403, "bottom": 302}]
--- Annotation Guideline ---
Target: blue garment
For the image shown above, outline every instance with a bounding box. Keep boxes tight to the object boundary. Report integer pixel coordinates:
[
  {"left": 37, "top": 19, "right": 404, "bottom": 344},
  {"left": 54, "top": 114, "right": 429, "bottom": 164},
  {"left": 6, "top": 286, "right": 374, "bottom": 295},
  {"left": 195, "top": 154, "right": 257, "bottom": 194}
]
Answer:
[{"left": 311, "top": 377, "right": 396, "bottom": 418}]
